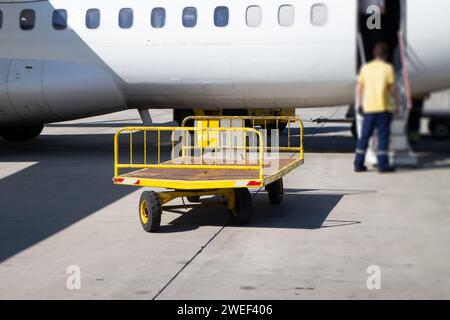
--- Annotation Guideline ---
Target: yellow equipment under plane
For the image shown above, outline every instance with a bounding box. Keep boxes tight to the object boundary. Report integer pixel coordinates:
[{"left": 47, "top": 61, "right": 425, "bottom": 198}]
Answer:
[{"left": 113, "top": 116, "right": 304, "bottom": 232}]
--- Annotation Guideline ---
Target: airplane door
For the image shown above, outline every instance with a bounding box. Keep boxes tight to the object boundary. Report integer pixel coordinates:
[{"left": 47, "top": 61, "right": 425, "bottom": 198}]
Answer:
[
  {"left": 7, "top": 60, "right": 54, "bottom": 121},
  {"left": 303, "top": 0, "right": 358, "bottom": 106}
]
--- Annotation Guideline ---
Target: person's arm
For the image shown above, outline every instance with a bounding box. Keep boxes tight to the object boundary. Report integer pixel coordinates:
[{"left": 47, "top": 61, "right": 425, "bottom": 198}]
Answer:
[
  {"left": 357, "top": 67, "right": 365, "bottom": 115},
  {"left": 387, "top": 65, "right": 400, "bottom": 113},
  {"left": 390, "top": 84, "right": 400, "bottom": 107},
  {"left": 380, "top": 0, "right": 386, "bottom": 15},
  {"left": 358, "top": 82, "right": 365, "bottom": 115}
]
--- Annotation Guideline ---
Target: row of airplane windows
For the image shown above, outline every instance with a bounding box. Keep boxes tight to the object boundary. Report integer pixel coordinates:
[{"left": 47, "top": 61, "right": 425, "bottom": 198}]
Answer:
[{"left": 0, "top": 4, "right": 328, "bottom": 31}]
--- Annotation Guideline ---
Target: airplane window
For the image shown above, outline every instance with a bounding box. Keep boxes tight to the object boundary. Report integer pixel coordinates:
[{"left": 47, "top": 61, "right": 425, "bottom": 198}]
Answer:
[
  {"left": 311, "top": 4, "right": 328, "bottom": 26},
  {"left": 279, "top": 5, "right": 295, "bottom": 27},
  {"left": 86, "top": 9, "right": 100, "bottom": 29},
  {"left": 20, "top": 9, "right": 35, "bottom": 31},
  {"left": 246, "top": 6, "right": 262, "bottom": 27},
  {"left": 0, "top": 11, "right": 3, "bottom": 29},
  {"left": 119, "top": 8, "right": 133, "bottom": 29},
  {"left": 182, "top": 7, "right": 197, "bottom": 28},
  {"left": 53, "top": 9, "right": 67, "bottom": 30},
  {"left": 151, "top": 7, "right": 166, "bottom": 28},
  {"left": 214, "top": 6, "right": 229, "bottom": 27}
]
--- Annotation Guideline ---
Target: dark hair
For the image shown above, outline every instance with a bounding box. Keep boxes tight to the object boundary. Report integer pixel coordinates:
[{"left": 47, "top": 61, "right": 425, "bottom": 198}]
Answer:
[{"left": 373, "top": 42, "right": 390, "bottom": 60}]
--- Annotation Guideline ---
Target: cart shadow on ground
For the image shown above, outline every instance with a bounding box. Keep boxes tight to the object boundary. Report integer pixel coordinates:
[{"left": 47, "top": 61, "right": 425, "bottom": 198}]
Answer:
[{"left": 157, "top": 189, "right": 368, "bottom": 233}]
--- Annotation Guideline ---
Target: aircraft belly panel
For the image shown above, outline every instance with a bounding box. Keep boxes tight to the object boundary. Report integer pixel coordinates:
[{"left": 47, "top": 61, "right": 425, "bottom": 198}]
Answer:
[{"left": 42, "top": 61, "right": 126, "bottom": 118}]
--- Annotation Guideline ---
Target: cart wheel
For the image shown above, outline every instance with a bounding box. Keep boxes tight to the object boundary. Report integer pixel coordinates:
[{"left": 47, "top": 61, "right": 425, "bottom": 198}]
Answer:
[
  {"left": 228, "top": 189, "right": 253, "bottom": 225},
  {"left": 139, "top": 191, "right": 162, "bottom": 233},
  {"left": 266, "top": 178, "right": 284, "bottom": 205}
]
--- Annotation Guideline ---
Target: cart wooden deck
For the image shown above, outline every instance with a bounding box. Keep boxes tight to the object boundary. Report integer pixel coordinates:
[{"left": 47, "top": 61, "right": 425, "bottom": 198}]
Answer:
[{"left": 120, "top": 156, "right": 302, "bottom": 187}]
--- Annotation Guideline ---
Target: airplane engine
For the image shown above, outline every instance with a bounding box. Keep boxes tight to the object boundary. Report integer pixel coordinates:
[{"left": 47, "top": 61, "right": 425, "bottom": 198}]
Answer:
[
  {"left": 0, "top": 59, "right": 126, "bottom": 140},
  {"left": 42, "top": 61, "right": 126, "bottom": 121}
]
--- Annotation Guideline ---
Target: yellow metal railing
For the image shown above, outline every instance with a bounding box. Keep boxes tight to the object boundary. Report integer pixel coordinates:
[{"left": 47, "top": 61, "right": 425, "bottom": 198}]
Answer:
[
  {"left": 181, "top": 115, "right": 304, "bottom": 158},
  {"left": 114, "top": 116, "right": 304, "bottom": 188},
  {"left": 114, "top": 126, "right": 265, "bottom": 181}
]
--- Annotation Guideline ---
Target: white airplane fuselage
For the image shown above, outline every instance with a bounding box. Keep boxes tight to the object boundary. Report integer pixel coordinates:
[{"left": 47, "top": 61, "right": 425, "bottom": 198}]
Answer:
[{"left": 1, "top": 0, "right": 450, "bottom": 128}]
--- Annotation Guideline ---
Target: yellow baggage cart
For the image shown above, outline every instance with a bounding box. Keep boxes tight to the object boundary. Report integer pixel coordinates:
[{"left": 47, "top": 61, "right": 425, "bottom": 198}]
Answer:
[{"left": 113, "top": 116, "right": 304, "bottom": 232}]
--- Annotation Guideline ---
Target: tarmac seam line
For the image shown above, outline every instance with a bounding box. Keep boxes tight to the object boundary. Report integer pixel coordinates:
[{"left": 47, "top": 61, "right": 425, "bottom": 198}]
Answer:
[{"left": 152, "top": 222, "right": 229, "bottom": 300}]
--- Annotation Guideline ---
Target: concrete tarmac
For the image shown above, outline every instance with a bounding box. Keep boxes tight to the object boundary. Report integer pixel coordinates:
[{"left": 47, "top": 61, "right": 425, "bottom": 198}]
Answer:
[{"left": 0, "top": 107, "right": 449, "bottom": 300}]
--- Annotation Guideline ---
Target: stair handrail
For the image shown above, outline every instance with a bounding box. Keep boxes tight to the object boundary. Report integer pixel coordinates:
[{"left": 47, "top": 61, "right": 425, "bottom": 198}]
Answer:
[{"left": 398, "top": 31, "right": 413, "bottom": 116}]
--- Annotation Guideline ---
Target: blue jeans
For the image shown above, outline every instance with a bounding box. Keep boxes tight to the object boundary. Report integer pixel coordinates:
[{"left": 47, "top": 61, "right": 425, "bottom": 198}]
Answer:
[{"left": 354, "top": 112, "right": 392, "bottom": 171}]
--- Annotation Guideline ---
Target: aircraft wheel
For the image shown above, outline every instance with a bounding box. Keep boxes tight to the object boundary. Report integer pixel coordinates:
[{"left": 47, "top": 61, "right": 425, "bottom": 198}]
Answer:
[
  {"left": 0, "top": 124, "right": 44, "bottom": 142},
  {"left": 174, "top": 109, "right": 194, "bottom": 126},
  {"left": 266, "top": 178, "right": 284, "bottom": 205},
  {"left": 228, "top": 189, "right": 253, "bottom": 225},
  {"left": 139, "top": 191, "right": 162, "bottom": 233},
  {"left": 429, "top": 119, "right": 449, "bottom": 140}
]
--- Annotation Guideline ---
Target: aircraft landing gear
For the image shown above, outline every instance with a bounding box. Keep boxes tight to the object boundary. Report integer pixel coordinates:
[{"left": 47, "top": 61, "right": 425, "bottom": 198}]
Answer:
[
  {"left": 429, "top": 118, "right": 450, "bottom": 140},
  {"left": 174, "top": 109, "right": 195, "bottom": 126},
  {"left": 0, "top": 124, "right": 44, "bottom": 142}
]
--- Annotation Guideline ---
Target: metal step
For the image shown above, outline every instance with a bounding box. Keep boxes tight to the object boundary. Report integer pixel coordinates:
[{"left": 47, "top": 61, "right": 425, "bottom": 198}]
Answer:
[{"left": 390, "top": 117, "right": 418, "bottom": 167}]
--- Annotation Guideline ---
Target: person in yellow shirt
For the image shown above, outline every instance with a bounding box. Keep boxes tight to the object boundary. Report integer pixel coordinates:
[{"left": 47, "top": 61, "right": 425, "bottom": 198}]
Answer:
[{"left": 355, "top": 42, "right": 399, "bottom": 173}]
